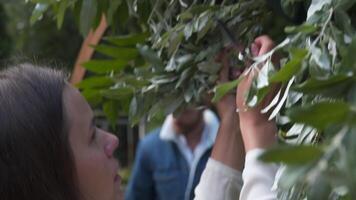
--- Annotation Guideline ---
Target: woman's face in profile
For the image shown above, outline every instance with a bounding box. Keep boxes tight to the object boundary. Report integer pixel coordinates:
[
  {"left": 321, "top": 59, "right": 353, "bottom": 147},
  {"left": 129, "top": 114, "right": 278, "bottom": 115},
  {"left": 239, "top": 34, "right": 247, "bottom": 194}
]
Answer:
[{"left": 63, "top": 85, "right": 121, "bottom": 200}]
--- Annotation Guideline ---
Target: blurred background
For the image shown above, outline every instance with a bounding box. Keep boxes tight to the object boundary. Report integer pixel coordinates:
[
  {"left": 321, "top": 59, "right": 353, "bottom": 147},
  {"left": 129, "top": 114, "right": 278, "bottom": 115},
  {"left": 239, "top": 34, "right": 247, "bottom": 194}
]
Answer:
[{"left": 0, "top": 0, "right": 82, "bottom": 68}]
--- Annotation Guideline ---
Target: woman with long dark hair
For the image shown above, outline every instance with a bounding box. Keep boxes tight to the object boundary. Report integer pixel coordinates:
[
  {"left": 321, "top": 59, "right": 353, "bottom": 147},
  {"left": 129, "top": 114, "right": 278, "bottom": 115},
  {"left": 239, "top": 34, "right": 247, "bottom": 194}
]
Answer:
[{"left": 0, "top": 64, "right": 120, "bottom": 200}]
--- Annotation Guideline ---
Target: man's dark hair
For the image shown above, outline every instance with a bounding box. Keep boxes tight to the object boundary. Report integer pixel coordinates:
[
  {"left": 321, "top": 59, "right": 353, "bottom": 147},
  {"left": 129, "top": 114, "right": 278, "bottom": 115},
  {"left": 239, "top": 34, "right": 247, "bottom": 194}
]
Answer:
[{"left": 0, "top": 64, "right": 80, "bottom": 200}]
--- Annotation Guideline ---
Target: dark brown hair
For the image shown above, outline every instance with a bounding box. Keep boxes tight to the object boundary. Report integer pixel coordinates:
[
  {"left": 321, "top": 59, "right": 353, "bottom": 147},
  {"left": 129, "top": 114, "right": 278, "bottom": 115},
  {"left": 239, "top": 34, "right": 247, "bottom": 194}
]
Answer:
[{"left": 0, "top": 64, "right": 79, "bottom": 200}]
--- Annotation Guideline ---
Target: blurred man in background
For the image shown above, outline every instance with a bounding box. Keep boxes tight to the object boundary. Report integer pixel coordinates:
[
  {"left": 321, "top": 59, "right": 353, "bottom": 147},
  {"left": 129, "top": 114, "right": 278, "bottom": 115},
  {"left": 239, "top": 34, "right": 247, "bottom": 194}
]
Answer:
[{"left": 125, "top": 107, "right": 219, "bottom": 200}]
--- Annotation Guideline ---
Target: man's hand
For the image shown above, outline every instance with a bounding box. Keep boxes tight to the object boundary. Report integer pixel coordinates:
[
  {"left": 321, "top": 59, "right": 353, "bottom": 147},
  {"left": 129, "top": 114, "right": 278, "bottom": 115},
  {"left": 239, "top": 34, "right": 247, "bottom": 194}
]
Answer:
[{"left": 215, "top": 47, "right": 242, "bottom": 119}]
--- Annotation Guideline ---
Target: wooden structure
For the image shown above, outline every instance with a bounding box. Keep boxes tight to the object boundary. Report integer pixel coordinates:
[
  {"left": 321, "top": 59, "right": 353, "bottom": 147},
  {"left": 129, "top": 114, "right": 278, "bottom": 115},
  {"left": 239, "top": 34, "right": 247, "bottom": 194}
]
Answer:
[{"left": 70, "top": 16, "right": 108, "bottom": 85}]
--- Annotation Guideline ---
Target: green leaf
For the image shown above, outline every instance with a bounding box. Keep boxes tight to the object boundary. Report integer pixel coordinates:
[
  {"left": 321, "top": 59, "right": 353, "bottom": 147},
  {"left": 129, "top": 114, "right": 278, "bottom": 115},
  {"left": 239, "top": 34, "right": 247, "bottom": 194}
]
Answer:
[
  {"left": 81, "top": 89, "right": 102, "bottom": 107},
  {"left": 114, "top": 0, "right": 129, "bottom": 31},
  {"left": 137, "top": 45, "right": 163, "bottom": 67},
  {"left": 93, "top": 45, "right": 139, "bottom": 60},
  {"left": 165, "top": 96, "right": 184, "bottom": 115},
  {"left": 165, "top": 57, "right": 177, "bottom": 71},
  {"left": 309, "top": 45, "right": 331, "bottom": 73},
  {"left": 270, "top": 48, "right": 308, "bottom": 82},
  {"left": 287, "top": 101, "right": 350, "bottom": 130},
  {"left": 260, "top": 145, "right": 323, "bottom": 165},
  {"left": 147, "top": 93, "right": 184, "bottom": 120},
  {"left": 194, "top": 11, "right": 210, "bottom": 32},
  {"left": 82, "top": 60, "right": 128, "bottom": 73},
  {"left": 176, "top": 54, "right": 194, "bottom": 71},
  {"left": 79, "top": 0, "right": 97, "bottom": 35},
  {"left": 107, "top": 0, "right": 122, "bottom": 25},
  {"left": 175, "top": 67, "right": 193, "bottom": 89},
  {"left": 341, "top": 37, "right": 356, "bottom": 69},
  {"left": 197, "top": 19, "right": 214, "bottom": 41},
  {"left": 30, "top": 3, "right": 49, "bottom": 25},
  {"left": 103, "top": 100, "right": 119, "bottom": 128},
  {"left": 56, "top": 0, "right": 68, "bottom": 29},
  {"left": 256, "top": 86, "right": 271, "bottom": 105},
  {"left": 76, "top": 76, "right": 114, "bottom": 89},
  {"left": 151, "top": 75, "right": 178, "bottom": 85},
  {"left": 347, "top": 83, "right": 356, "bottom": 107},
  {"left": 194, "top": 43, "right": 222, "bottom": 62},
  {"left": 334, "top": 9, "right": 353, "bottom": 35},
  {"left": 307, "top": 174, "right": 332, "bottom": 200},
  {"left": 104, "top": 32, "right": 149, "bottom": 47},
  {"left": 137, "top": 0, "right": 151, "bottom": 22},
  {"left": 307, "top": 0, "right": 332, "bottom": 20},
  {"left": 179, "top": 5, "right": 218, "bottom": 20},
  {"left": 335, "top": 0, "right": 356, "bottom": 10},
  {"left": 212, "top": 77, "right": 242, "bottom": 102},
  {"left": 285, "top": 24, "right": 318, "bottom": 34},
  {"left": 100, "top": 87, "right": 134, "bottom": 100},
  {"left": 293, "top": 74, "right": 354, "bottom": 94},
  {"left": 184, "top": 84, "right": 195, "bottom": 102},
  {"left": 168, "top": 31, "right": 184, "bottom": 56},
  {"left": 146, "top": 111, "right": 166, "bottom": 132},
  {"left": 197, "top": 60, "right": 220, "bottom": 74},
  {"left": 128, "top": 96, "right": 138, "bottom": 122},
  {"left": 277, "top": 164, "right": 313, "bottom": 190},
  {"left": 29, "top": 0, "right": 56, "bottom": 3},
  {"left": 184, "top": 22, "right": 194, "bottom": 40},
  {"left": 120, "top": 75, "right": 149, "bottom": 88},
  {"left": 93, "top": 0, "right": 108, "bottom": 28}
]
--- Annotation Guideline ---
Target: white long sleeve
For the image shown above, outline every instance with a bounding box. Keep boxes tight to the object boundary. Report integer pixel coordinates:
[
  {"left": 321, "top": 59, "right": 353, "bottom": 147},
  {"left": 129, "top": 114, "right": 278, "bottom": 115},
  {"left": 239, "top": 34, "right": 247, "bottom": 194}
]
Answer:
[
  {"left": 194, "top": 149, "right": 278, "bottom": 200},
  {"left": 240, "top": 149, "right": 279, "bottom": 200},
  {"left": 194, "top": 158, "right": 243, "bottom": 200}
]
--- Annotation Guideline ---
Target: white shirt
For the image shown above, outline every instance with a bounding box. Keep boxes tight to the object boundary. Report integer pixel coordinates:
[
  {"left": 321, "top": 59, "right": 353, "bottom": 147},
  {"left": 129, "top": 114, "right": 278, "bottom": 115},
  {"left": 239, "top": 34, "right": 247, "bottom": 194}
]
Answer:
[
  {"left": 194, "top": 149, "right": 279, "bottom": 200},
  {"left": 159, "top": 109, "right": 219, "bottom": 168}
]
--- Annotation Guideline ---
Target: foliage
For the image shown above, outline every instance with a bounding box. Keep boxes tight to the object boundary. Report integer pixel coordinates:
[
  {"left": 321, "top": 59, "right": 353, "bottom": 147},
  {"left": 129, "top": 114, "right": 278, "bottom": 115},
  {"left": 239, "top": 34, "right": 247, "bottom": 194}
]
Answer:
[
  {"left": 0, "top": 3, "right": 13, "bottom": 61},
  {"left": 2, "top": 0, "right": 82, "bottom": 68},
  {"left": 27, "top": 0, "right": 289, "bottom": 126},
  {"left": 29, "top": 0, "right": 356, "bottom": 199},
  {"left": 247, "top": 0, "right": 356, "bottom": 198}
]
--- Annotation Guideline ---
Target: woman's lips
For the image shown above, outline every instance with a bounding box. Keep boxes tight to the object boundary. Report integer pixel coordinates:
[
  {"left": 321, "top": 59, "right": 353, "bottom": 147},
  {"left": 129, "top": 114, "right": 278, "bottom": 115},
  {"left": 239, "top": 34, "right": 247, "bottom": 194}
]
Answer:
[{"left": 114, "top": 173, "right": 121, "bottom": 183}]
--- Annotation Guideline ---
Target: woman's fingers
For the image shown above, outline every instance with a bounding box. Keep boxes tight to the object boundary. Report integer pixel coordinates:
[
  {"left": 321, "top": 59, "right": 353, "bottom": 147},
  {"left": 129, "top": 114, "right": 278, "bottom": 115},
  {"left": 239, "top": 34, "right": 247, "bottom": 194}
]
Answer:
[
  {"left": 253, "top": 35, "right": 275, "bottom": 56},
  {"left": 236, "top": 35, "right": 277, "bottom": 112},
  {"left": 235, "top": 35, "right": 279, "bottom": 151}
]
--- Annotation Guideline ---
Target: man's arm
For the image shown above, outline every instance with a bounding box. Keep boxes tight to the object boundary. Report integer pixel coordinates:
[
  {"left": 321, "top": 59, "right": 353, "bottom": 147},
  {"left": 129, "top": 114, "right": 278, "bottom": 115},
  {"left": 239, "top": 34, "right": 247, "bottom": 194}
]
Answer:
[
  {"left": 212, "top": 101, "right": 245, "bottom": 171},
  {"left": 194, "top": 49, "right": 245, "bottom": 200},
  {"left": 211, "top": 48, "right": 246, "bottom": 171},
  {"left": 195, "top": 100, "right": 245, "bottom": 200}
]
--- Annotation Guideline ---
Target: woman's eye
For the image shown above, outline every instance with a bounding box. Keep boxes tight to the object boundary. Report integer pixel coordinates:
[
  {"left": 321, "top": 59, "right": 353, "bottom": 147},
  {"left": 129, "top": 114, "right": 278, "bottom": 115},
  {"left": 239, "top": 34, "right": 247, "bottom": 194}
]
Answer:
[{"left": 91, "top": 128, "right": 97, "bottom": 141}]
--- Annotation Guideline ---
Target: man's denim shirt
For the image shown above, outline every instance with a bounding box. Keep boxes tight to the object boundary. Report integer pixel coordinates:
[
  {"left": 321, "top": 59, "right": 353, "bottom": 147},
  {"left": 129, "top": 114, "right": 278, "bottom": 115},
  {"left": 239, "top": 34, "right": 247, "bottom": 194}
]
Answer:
[{"left": 125, "top": 110, "right": 219, "bottom": 200}]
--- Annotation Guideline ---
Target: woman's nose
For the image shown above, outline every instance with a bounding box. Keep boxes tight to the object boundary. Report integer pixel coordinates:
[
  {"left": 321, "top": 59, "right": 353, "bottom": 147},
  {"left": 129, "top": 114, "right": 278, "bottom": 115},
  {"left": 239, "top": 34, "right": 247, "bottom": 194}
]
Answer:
[{"left": 104, "top": 132, "right": 119, "bottom": 158}]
